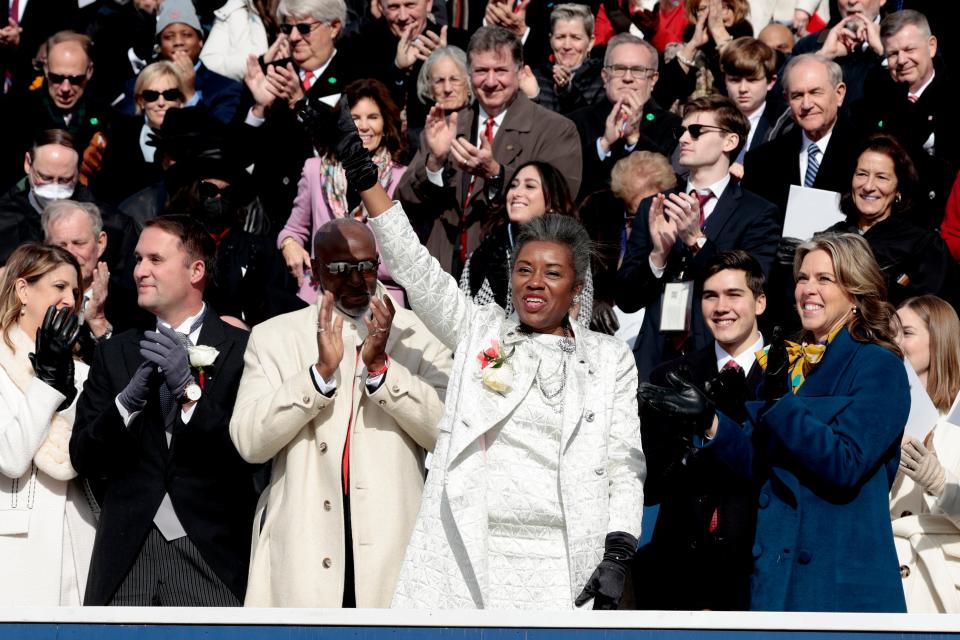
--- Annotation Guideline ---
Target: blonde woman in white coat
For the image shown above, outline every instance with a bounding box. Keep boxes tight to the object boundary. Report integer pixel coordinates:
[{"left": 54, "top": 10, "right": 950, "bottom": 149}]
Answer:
[
  {"left": 890, "top": 295, "right": 960, "bottom": 612},
  {"left": 333, "top": 121, "right": 645, "bottom": 610},
  {"left": 0, "top": 243, "right": 97, "bottom": 606}
]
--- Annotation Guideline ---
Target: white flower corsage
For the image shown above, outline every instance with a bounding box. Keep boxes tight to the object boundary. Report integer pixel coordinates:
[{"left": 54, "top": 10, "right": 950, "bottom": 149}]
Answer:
[
  {"left": 477, "top": 339, "right": 514, "bottom": 395},
  {"left": 187, "top": 345, "right": 219, "bottom": 389}
]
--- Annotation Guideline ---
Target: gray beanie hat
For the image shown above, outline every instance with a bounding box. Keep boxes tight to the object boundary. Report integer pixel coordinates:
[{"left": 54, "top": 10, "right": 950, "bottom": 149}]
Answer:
[{"left": 156, "top": 0, "right": 202, "bottom": 38}]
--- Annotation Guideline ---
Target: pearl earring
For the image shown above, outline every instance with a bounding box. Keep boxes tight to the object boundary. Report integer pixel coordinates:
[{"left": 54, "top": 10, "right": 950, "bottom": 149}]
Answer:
[{"left": 19, "top": 305, "right": 25, "bottom": 316}]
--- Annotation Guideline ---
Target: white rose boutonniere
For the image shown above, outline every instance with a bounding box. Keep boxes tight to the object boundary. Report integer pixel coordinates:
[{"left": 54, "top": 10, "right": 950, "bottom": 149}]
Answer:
[
  {"left": 187, "top": 345, "right": 219, "bottom": 389},
  {"left": 476, "top": 339, "right": 514, "bottom": 395}
]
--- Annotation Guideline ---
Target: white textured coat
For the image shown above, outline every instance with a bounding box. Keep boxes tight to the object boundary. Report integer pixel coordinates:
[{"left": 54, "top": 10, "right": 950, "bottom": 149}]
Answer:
[
  {"left": 890, "top": 419, "right": 960, "bottom": 612},
  {"left": 369, "top": 203, "right": 645, "bottom": 609}
]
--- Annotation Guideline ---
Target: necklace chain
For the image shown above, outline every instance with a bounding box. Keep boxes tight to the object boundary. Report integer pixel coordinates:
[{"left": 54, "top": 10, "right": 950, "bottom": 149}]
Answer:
[{"left": 535, "top": 324, "right": 575, "bottom": 411}]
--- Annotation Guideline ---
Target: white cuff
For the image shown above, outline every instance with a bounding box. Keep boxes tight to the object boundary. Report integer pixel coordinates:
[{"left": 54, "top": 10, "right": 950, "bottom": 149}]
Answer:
[
  {"left": 596, "top": 137, "right": 611, "bottom": 161},
  {"left": 245, "top": 108, "right": 266, "bottom": 127},
  {"left": 426, "top": 165, "right": 445, "bottom": 187},
  {"left": 648, "top": 255, "right": 666, "bottom": 279},
  {"left": 628, "top": 24, "right": 644, "bottom": 38},
  {"left": 115, "top": 396, "right": 141, "bottom": 428},
  {"left": 310, "top": 365, "right": 338, "bottom": 396}
]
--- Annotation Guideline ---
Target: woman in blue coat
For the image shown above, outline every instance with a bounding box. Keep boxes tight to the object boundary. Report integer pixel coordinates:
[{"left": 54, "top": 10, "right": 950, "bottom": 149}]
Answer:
[{"left": 641, "top": 233, "right": 909, "bottom": 612}]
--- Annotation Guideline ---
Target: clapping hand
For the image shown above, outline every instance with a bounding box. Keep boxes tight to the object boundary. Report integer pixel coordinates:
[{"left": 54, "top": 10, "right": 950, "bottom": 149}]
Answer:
[
  {"left": 705, "top": 365, "right": 749, "bottom": 423},
  {"left": 140, "top": 324, "right": 192, "bottom": 395},
  {"left": 900, "top": 437, "right": 947, "bottom": 496},
  {"left": 761, "top": 326, "right": 790, "bottom": 401},
  {"left": 648, "top": 193, "right": 679, "bottom": 268},
  {"left": 361, "top": 295, "right": 396, "bottom": 370},
  {"left": 29, "top": 306, "right": 81, "bottom": 411},
  {"left": 315, "top": 290, "right": 345, "bottom": 381},
  {"left": 638, "top": 369, "right": 717, "bottom": 439},
  {"left": 424, "top": 104, "right": 458, "bottom": 171}
]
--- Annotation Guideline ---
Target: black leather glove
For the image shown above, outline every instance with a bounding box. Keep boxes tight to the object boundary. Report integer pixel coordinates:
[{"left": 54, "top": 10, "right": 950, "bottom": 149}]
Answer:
[
  {"left": 776, "top": 236, "right": 802, "bottom": 267},
  {"left": 638, "top": 369, "right": 716, "bottom": 439},
  {"left": 705, "top": 365, "right": 749, "bottom": 424},
  {"left": 761, "top": 326, "right": 790, "bottom": 401},
  {"left": 29, "top": 306, "right": 80, "bottom": 411},
  {"left": 603, "top": 0, "right": 633, "bottom": 32},
  {"left": 575, "top": 531, "right": 638, "bottom": 609},
  {"left": 333, "top": 98, "right": 379, "bottom": 192},
  {"left": 590, "top": 300, "right": 620, "bottom": 336}
]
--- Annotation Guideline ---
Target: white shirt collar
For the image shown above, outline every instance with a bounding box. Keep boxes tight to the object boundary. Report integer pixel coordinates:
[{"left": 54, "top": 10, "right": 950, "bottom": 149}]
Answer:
[
  {"left": 686, "top": 173, "right": 731, "bottom": 200},
  {"left": 747, "top": 101, "right": 766, "bottom": 127},
  {"left": 909, "top": 69, "right": 936, "bottom": 100},
  {"left": 801, "top": 125, "right": 835, "bottom": 155},
  {"left": 478, "top": 105, "right": 508, "bottom": 129},
  {"left": 715, "top": 332, "right": 764, "bottom": 376},
  {"left": 158, "top": 303, "right": 206, "bottom": 344}
]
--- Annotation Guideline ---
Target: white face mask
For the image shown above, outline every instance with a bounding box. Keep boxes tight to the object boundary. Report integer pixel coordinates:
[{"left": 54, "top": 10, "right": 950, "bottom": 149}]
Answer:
[{"left": 32, "top": 182, "right": 75, "bottom": 200}]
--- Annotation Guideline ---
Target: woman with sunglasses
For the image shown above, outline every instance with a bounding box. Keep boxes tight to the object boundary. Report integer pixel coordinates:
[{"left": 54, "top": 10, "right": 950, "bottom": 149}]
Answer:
[
  {"left": 0, "top": 243, "right": 97, "bottom": 606},
  {"left": 890, "top": 295, "right": 960, "bottom": 612},
  {"left": 92, "top": 61, "right": 185, "bottom": 205},
  {"left": 278, "top": 79, "right": 408, "bottom": 306}
]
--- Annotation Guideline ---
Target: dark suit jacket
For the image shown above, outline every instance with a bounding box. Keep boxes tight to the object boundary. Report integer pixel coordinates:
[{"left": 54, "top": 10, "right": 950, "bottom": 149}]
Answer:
[
  {"left": 791, "top": 29, "right": 881, "bottom": 111},
  {"left": 615, "top": 181, "right": 780, "bottom": 381},
  {"left": 70, "top": 313, "right": 260, "bottom": 605},
  {"left": 568, "top": 96, "right": 679, "bottom": 200},
  {"left": 742, "top": 119, "right": 859, "bottom": 222},
  {"left": 396, "top": 93, "right": 582, "bottom": 276},
  {"left": 633, "top": 344, "right": 761, "bottom": 610}
]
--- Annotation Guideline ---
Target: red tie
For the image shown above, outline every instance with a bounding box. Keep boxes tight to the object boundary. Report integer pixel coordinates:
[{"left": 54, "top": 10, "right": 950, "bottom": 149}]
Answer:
[
  {"left": 907, "top": 94, "right": 918, "bottom": 103},
  {"left": 302, "top": 70, "right": 315, "bottom": 92},
  {"left": 723, "top": 359, "right": 743, "bottom": 373},
  {"left": 9, "top": 0, "right": 18, "bottom": 25},
  {"left": 460, "top": 117, "right": 496, "bottom": 262},
  {"left": 691, "top": 189, "right": 714, "bottom": 228}
]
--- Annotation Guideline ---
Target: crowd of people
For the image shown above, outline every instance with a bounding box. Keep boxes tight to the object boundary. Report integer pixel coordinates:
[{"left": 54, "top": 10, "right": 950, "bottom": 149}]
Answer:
[{"left": 1, "top": 0, "right": 959, "bottom": 615}]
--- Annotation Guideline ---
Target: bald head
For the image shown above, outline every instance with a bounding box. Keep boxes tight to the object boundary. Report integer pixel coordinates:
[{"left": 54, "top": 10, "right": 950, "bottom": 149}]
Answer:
[
  {"left": 758, "top": 23, "right": 794, "bottom": 54},
  {"left": 312, "top": 218, "right": 379, "bottom": 317}
]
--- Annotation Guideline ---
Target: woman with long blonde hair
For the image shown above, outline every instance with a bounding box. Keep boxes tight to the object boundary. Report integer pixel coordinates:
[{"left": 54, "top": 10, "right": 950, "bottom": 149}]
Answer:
[{"left": 0, "top": 243, "right": 97, "bottom": 605}]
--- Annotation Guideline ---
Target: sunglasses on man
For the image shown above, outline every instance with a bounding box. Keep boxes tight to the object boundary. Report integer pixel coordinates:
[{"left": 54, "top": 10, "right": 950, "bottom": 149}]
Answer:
[
  {"left": 141, "top": 89, "right": 184, "bottom": 103},
  {"left": 322, "top": 260, "right": 380, "bottom": 276},
  {"left": 46, "top": 71, "right": 87, "bottom": 86},
  {"left": 279, "top": 21, "right": 324, "bottom": 36},
  {"left": 673, "top": 124, "right": 735, "bottom": 141}
]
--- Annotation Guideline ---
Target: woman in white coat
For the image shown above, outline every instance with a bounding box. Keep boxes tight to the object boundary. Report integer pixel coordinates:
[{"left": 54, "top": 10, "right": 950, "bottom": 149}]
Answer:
[
  {"left": 199, "top": 0, "right": 270, "bottom": 82},
  {"left": 332, "top": 119, "right": 645, "bottom": 610},
  {"left": 891, "top": 295, "right": 960, "bottom": 612},
  {"left": 0, "top": 244, "right": 97, "bottom": 606}
]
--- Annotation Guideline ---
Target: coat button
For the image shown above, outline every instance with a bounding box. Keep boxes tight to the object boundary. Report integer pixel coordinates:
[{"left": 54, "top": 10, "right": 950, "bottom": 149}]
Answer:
[
  {"left": 282, "top": 177, "right": 290, "bottom": 185},
  {"left": 319, "top": 442, "right": 328, "bottom": 453},
  {"left": 392, "top": 384, "right": 400, "bottom": 393},
  {"left": 323, "top": 500, "right": 332, "bottom": 511},
  {"left": 797, "top": 549, "right": 811, "bottom": 565},
  {"left": 585, "top": 411, "right": 595, "bottom": 422},
  {"left": 752, "top": 544, "right": 762, "bottom": 558},
  {"left": 758, "top": 493, "right": 770, "bottom": 508},
  {"left": 900, "top": 564, "right": 910, "bottom": 578},
  {"left": 322, "top": 558, "right": 332, "bottom": 568},
  {"left": 594, "top": 467, "right": 604, "bottom": 476},
  {"left": 302, "top": 395, "right": 311, "bottom": 404},
  {"left": 900, "top": 510, "right": 912, "bottom": 518},
  {"left": 378, "top": 399, "right": 386, "bottom": 406}
]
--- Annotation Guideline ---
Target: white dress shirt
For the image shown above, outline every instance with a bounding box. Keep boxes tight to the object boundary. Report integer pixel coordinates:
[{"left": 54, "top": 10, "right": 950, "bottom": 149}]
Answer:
[
  {"left": 715, "top": 332, "right": 764, "bottom": 377},
  {"left": 799, "top": 126, "right": 834, "bottom": 185}
]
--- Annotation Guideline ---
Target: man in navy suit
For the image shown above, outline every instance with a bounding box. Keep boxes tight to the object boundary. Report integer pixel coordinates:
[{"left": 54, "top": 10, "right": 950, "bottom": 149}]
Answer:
[
  {"left": 634, "top": 250, "right": 766, "bottom": 610},
  {"left": 616, "top": 94, "right": 779, "bottom": 381},
  {"left": 71, "top": 216, "right": 259, "bottom": 606}
]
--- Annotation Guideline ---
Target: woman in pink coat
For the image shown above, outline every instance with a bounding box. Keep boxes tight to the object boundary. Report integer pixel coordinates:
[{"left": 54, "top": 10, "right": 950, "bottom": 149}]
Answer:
[{"left": 278, "top": 79, "right": 408, "bottom": 305}]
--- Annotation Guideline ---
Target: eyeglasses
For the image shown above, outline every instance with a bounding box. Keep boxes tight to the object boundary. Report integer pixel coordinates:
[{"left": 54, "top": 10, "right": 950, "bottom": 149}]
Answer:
[
  {"left": 141, "top": 89, "right": 184, "bottom": 103},
  {"left": 604, "top": 64, "right": 654, "bottom": 79},
  {"left": 673, "top": 124, "right": 734, "bottom": 140},
  {"left": 198, "top": 180, "right": 230, "bottom": 200},
  {"left": 322, "top": 260, "right": 380, "bottom": 276},
  {"left": 46, "top": 71, "right": 87, "bottom": 86},
  {"left": 279, "top": 21, "right": 324, "bottom": 36}
]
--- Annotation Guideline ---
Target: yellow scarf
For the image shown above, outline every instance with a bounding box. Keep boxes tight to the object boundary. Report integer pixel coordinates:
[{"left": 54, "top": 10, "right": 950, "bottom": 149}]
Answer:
[{"left": 755, "top": 325, "right": 843, "bottom": 393}]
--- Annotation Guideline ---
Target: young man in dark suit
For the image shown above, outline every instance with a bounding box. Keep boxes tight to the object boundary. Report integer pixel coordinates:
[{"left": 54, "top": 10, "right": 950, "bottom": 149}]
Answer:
[
  {"left": 615, "top": 94, "right": 779, "bottom": 381},
  {"left": 634, "top": 250, "right": 767, "bottom": 611},
  {"left": 70, "top": 216, "right": 259, "bottom": 606}
]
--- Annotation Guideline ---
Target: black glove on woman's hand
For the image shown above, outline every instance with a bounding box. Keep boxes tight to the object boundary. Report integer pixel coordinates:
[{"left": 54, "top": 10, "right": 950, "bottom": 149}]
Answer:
[
  {"left": 638, "top": 369, "right": 716, "bottom": 438},
  {"left": 575, "top": 531, "right": 638, "bottom": 609},
  {"left": 29, "top": 305, "right": 80, "bottom": 411},
  {"left": 705, "top": 365, "right": 749, "bottom": 423},
  {"left": 334, "top": 98, "right": 379, "bottom": 192},
  {"left": 761, "top": 326, "right": 790, "bottom": 401}
]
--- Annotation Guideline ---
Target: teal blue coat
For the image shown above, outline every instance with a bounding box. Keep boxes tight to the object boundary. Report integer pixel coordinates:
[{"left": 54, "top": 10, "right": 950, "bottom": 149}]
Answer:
[{"left": 703, "top": 328, "right": 909, "bottom": 612}]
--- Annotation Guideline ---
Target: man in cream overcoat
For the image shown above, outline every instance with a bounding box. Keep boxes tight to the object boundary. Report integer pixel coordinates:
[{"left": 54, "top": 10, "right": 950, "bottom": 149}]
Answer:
[{"left": 230, "top": 219, "right": 450, "bottom": 607}]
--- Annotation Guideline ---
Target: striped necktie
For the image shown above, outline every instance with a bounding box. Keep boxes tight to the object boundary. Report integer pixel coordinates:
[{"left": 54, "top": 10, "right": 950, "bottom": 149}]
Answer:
[{"left": 804, "top": 143, "right": 821, "bottom": 188}]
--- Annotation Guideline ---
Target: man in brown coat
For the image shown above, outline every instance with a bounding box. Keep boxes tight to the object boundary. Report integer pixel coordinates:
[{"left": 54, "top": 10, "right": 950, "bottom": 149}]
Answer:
[{"left": 396, "top": 26, "right": 582, "bottom": 277}]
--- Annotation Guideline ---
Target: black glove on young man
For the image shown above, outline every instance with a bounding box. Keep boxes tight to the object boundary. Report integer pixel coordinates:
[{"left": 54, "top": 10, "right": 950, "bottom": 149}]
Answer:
[
  {"left": 705, "top": 365, "right": 750, "bottom": 424},
  {"left": 638, "top": 370, "right": 716, "bottom": 439},
  {"left": 761, "top": 326, "right": 790, "bottom": 401},
  {"left": 575, "top": 531, "right": 638, "bottom": 609},
  {"left": 29, "top": 305, "right": 81, "bottom": 411}
]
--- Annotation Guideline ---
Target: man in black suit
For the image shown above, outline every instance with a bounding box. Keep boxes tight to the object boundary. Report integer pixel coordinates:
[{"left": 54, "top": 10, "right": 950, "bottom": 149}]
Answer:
[
  {"left": 742, "top": 54, "right": 858, "bottom": 221},
  {"left": 633, "top": 250, "right": 766, "bottom": 611},
  {"left": 70, "top": 216, "right": 259, "bottom": 606},
  {"left": 616, "top": 94, "right": 779, "bottom": 381},
  {"left": 238, "top": 0, "right": 363, "bottom": 231},
  {"left": 569, "top": 33, "right": 679, "bottom": 200}
]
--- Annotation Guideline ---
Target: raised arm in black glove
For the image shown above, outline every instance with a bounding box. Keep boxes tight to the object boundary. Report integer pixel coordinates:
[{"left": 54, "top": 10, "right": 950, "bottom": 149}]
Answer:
[
  {"left": 704, "top": 365, "right": 749, "bottom": 424},
  {"left": 638, "top": 369, "right": 716, "bottom": 439},
  {"left": 761, "top": 326, "right": 790, "bottom": 401},
  {"left": 574, "top": 531, "right": 639, "bottom": 610},
  {"left": 29, "top": 305, "right": 81, "bottom": 411}
]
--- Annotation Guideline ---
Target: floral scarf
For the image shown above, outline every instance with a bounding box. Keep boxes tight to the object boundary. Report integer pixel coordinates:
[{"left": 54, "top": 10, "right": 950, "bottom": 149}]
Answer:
[{"left": 319, "top": 147, "right": 394, "bottom": 220}]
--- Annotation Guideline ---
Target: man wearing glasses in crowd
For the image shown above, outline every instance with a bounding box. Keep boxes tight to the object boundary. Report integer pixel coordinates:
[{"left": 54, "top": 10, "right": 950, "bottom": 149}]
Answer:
[
  {"left": 230, "top": 218, "right": 450, "bottom": 608},
  {"left": 569, "top": 33, "right": 680, "bottom": 200},
  {"left": 0, "top": 31, "right": 111, "bottom": 192},
  {"left": 615, "top": 95, "right": 779, "bottom": 381}
]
